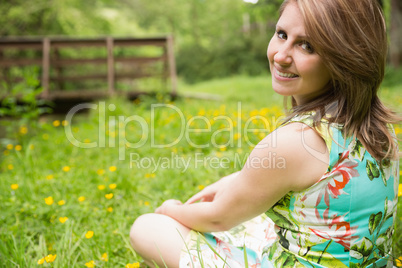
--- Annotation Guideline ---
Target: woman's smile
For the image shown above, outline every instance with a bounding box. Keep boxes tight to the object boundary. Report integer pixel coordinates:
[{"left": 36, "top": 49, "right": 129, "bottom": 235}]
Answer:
[{"left": 274, "top": 66, "right": 299, "bottom": 79}]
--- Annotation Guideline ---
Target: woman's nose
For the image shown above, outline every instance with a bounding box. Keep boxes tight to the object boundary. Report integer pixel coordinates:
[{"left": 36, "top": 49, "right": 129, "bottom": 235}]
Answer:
[{"left": 274, "top": 44, "right": 292, "bottom": 66}]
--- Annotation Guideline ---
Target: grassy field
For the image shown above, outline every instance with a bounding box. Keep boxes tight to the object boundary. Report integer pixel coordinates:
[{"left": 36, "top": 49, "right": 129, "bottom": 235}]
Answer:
[{"left": 0, "top": 74, "right": 401, "bottom": 267}]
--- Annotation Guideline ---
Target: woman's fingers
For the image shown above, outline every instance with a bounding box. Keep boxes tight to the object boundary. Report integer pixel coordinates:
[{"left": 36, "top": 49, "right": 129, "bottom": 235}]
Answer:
[
  {"left": 185, "top": 193, "right": 203, "bottom": 204},
  {"left": 155, "top": 199, "right": 183, "bottom": 214},
  {"left": 185, "top": 190, "right": 215, "bottom": 204}
]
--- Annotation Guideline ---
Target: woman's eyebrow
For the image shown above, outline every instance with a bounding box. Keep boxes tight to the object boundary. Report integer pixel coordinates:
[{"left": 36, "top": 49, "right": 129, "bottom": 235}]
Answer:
[
  {"left": 276, "top": 24, "right": 311, "bottom": 40},
  {"left": 297, "top": 35, "right": 311, "bottom": 41}
]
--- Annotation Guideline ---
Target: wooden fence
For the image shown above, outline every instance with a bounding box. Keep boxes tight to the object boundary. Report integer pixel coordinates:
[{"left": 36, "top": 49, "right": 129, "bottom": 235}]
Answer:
[{"left": 0, "top": 36, "right": 177, "bottom": 102}]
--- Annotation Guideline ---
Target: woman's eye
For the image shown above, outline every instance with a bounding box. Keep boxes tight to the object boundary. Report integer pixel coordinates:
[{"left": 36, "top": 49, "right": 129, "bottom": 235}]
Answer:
[
  {"left": 276, "top": 30, "right": 287, "bottom": 40},
  {"left": 301, "top": 41, "right": 314, "bottom": 53}
]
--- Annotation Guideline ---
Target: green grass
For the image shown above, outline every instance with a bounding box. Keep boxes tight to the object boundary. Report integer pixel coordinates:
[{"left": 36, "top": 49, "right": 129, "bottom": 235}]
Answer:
[{"left": 0, "top": 73, "right": 401, "bottom": 267}]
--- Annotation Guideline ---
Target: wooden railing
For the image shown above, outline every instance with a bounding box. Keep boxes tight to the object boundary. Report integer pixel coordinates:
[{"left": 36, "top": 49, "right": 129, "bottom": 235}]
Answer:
[{"left": 0, "top": 36, "right": 177, "bottom": 101}]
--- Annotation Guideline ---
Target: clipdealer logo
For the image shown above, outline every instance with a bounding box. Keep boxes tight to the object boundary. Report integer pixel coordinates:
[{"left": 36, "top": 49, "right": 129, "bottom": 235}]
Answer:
[
  {"left": 64, "top": 101, "right": 285, "bottom": 161},
  {"left": 129, "top": 151, "right": 286, "bottom": 173}
]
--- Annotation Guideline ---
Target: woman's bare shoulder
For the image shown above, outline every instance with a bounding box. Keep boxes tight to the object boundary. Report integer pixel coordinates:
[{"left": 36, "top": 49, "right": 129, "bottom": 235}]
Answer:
[{"left": 249, "top": 122, "right": 329, "bottom": 191}]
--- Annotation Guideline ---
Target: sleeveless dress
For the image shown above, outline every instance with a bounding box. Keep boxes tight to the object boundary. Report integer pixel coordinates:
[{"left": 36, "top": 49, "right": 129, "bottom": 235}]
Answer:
[{"left": 179, "top": 113, "right": 399, "bottom": 268}]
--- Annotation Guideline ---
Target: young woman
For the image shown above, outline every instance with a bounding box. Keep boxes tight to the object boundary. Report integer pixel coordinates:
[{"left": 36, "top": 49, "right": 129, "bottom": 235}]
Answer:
[{"left": 129, "top": 0, "right": 400, "bottom": 267}]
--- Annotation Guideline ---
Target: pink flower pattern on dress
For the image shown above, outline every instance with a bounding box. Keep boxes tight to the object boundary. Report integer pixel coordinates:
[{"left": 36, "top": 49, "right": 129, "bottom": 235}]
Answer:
[
  {"left": 306, "top": 151, "right": 359, "bottom": 219},
  {"left": 309, "top": 214, "right": 359, "bottom": 249},
  {"left": 214, "top": 237, "right": 233, "bottom": 259}
]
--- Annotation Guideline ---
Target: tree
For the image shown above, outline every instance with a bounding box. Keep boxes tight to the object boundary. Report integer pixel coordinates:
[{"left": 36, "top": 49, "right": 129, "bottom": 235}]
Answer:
[
  {"left": 389, "top": 0, "right": 402, "bottom": 67},
  {"left": 0, "top": 0, "right": 113, "bottom": 36}
]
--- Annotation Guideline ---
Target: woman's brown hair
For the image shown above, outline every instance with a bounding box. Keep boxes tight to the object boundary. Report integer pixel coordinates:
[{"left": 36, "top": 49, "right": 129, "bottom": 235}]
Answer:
[{"left": 281, "top": 0, "right": 400, "bottom": 161}]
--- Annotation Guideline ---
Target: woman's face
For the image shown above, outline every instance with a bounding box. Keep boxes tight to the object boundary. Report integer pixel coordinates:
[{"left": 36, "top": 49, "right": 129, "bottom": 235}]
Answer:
[{"left": 267, "top": 2, "right": 331, "bottom": 105}]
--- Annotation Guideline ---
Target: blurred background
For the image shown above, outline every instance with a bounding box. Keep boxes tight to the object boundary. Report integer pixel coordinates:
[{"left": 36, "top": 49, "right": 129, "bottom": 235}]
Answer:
[{"left": 1, "top": 0, "right": 401, "bottom": 84}]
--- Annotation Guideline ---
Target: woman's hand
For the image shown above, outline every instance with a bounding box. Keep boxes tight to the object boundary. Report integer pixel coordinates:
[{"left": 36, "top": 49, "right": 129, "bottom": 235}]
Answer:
[
  {"left": 185, "top": 171, "right": 240, "bottom": 205},
  {"left": 155, "top": 199, "right": 183, "bottom": 215}
]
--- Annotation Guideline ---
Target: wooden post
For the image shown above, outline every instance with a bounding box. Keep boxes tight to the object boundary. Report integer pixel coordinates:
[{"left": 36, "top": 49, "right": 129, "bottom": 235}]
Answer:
[
  {"left": 162, "top": 45, "right": 168, "bottom": 91},
  {"left": 166, "top": 35, "right": 177, "bottom": 96},
  {"left": 106, "top": 37, "right": 115, "bottom": 95},
  {"left": 41, "top": 38, "right": 50, "bottom": 99},
  {"left": 53, "top": 48, "right": 64, "bottom": 91},
  {"left": 0, "top": 50, "right": 10, "bottom": 92}
]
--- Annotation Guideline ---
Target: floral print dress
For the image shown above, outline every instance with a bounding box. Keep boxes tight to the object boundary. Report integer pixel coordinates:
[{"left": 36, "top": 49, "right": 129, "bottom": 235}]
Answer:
[{"left": 180, "top": 114, "right": 399, "bottom": 268}]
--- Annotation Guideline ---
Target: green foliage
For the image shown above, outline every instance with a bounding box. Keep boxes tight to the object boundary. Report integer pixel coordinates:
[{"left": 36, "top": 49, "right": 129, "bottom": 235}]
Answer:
[
  {"left": 0, "top": 0, "right": 113, "bottom": 36},
  {"left": 383, "top": 66, "right": 402, "bottom": 88},
  {"left": 177, "top": 35, "right": 271, "bottom": 83},
  {"left": 0, "top": 67, "right": 52, "bottom": 147},
  {"left": 0, "top": 67, "right": 49, "bottom": 120}
]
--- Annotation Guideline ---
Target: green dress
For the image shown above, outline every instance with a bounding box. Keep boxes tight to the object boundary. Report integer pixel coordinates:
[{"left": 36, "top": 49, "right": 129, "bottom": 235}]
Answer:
[{"left": 180, "top": 113, "right": 399, "bottom": 268}]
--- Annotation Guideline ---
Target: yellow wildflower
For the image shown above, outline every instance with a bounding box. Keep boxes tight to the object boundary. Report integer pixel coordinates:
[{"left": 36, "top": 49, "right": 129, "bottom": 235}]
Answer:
[
  {"left": 62, "top": 166, "right": 70, "bottom": 172},
  {"left": 107, "top": 207, "right": 113, "bottom": 212},
  {"left": 7, "top": 164, "right": 14, "bottom": 170},
  {"left": 144, "top": 201, "right": 150, "bottom": 206},
  {"left": 15, "top": 145, "right": 22, "bottom": 151},
  {"left": 85, "top": 231, "right": 94, "bottom": 239},
  {"left": 198, "top": 109, "right": 206, "bottom": 116},
  {"left": 29, "top": 144, "right": 34, "bottom": 150},
  {"left": 78, "top": 196, "right": 86, "bottom": 202},
  {"left": 105, "top": 193, "right": 113, "bottom": 200},
  {"left": 84, "top": 139, "right": 91, "bottom": 143},
  {"left": 59, "top": 217, "right": 68, "bottom": 223},
  {"left": 11, "top": 184, "right": 19, "bottom": 190},
  {"left": 126, "top": 263, "right": 140, "bottom": 268},
  {"left": 109, "top": 166, "right": 117, "bottom": 172},
  {"left": 85, "top": 260, "right": 95, "bottom": 267},
  {"left": 37, "top": 257, "right": 45, "bottom": 265},
  {"left": 45, "top": 196, "right": 54, "bottom": 205},
  {"left": 62, "top": 120, "right": 68, "bottom": 126},
  {"left": 42, "top": 133, "right": 49, "bottom": 140},
  {"left": 98, "top": 185, "right": 106, "bottom": 190},
  {"left": 58, "top": 200, "right": 66, "bottom": 206},
  {"left": 97, "top": 169, "right": 105, "bottom": 175},
  {"left": 101, "top": 252, "right": 108, "bottom": 262},
  {"left": 197, "top": 185, "right": 205, "bottom": 190},
  {"left": 6, "top": 144, "right": 13, "bottom": 150},
  {"left": 398, "top": 184, "right": 402, "bottom": 197},
  {"left": 45, "top": 254, "right": 56, "bottom": 263},
  {"left": 53, "top": 120, "right": 60, "bottom": 127},
  {"left": 108, "top": 183, "right": 117, "bottom": 189},
  {"left": 46, "top": 174, "right": 54, "bottom": 180},
  {"left": 396, "top": 257, "right": 402, "bottom": 267},
  {"left": 3, "top": 150, "right": 9, "bottom": 156},
  {"left": 19, "top": 126, "right": 28, "bottom": 134}
]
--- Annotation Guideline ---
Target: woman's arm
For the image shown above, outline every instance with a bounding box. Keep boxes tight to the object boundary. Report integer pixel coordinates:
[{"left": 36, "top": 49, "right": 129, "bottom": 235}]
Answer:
[{"left": 155, "top": 123, "right": 329, "bottom": 232}]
